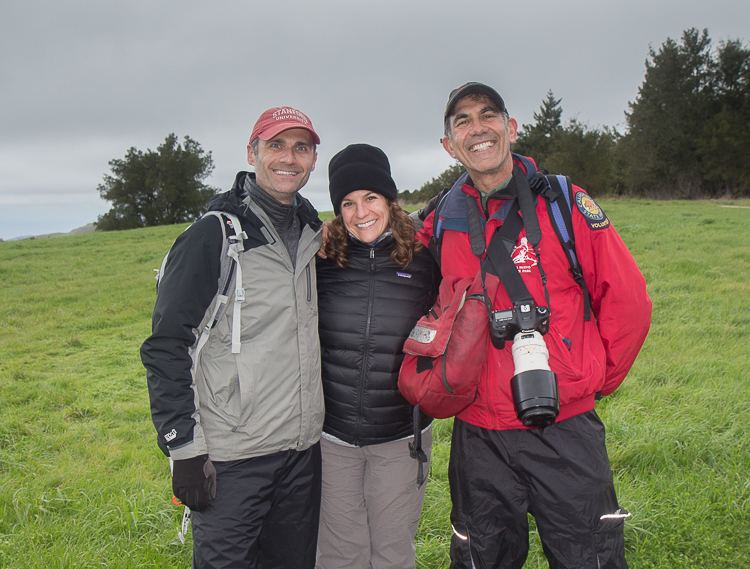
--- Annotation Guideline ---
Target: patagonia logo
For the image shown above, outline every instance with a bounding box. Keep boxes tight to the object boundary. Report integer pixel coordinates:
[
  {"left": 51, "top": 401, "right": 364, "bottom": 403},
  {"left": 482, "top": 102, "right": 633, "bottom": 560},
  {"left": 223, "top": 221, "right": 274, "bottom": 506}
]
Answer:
[
  {"left": 164, "top": 429, "right": 177, "bottom": 442},
  {"left": 575, "top": 191, "right": 610, "bottom": 230},
  {"left": 396, "top": 272, "right": 412, "bottom": 278},
  {"left": 408, "top": 325, "right": 436, "bottom": 344}
]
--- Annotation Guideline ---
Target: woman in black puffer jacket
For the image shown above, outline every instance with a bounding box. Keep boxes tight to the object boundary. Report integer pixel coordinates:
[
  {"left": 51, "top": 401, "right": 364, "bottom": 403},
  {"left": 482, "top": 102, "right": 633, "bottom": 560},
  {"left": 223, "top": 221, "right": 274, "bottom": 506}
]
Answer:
[{"left": 316, "top": 144, "right": 438, "bottom": 569}]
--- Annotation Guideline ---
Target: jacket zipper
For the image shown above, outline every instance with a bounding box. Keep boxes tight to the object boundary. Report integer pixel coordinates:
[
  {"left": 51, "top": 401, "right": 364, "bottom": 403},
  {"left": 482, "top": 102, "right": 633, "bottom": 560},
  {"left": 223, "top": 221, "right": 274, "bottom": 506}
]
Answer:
[
  {"left": 305, "top": 264, "right": 312, "bottom": 303},
  {"left": 355, "top": 247, "right": 377, "bottom": 444},
  {"left": 482, "top": 205, "right": 502, "bottom": 431}
]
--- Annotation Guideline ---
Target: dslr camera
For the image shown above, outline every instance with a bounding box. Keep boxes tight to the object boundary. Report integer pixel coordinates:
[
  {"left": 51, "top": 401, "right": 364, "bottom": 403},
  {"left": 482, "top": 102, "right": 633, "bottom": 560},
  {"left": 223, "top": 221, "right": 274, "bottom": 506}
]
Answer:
[{"left": 490, "top": 302, "right": 559, "bottom": 427}]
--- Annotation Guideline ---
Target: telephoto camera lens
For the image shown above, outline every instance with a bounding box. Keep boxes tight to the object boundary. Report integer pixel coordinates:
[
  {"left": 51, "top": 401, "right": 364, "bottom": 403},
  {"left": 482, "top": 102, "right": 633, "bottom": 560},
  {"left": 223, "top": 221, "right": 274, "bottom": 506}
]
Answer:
[{"left": 510, "top": 331, "right": 559, "bottom": 427}]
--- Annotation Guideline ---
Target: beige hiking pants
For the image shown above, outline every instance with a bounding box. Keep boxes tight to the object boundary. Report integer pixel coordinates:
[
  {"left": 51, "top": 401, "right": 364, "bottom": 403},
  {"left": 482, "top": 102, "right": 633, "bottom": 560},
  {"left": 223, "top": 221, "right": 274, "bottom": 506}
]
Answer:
[{"left": 316, "top": 429, "right": 432, "bottom": 569}]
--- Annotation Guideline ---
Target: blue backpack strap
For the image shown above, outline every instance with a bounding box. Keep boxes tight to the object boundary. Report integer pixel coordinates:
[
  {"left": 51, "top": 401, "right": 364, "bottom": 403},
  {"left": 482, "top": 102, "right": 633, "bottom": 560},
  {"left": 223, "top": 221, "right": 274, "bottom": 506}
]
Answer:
[
  {"left": 541, "top": 175, "right": 592, "bottom": 322},
  {"left": 429, "top": 171, "right": 470, "bottom": 265},
  {"left": 426, "top": 190, "right": 450, "bottom": 264},
  {"left": 435, "top": 172, "right": 470, "bottom": 233},
  {"left": 546, "top": 175, "right": 577, "bottom": 263}
]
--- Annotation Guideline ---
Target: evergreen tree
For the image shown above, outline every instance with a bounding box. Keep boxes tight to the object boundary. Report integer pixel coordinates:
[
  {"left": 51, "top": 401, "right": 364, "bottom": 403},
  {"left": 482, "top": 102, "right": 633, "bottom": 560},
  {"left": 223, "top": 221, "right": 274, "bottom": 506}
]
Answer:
[
  {"left": 544, "top": 120, "right": 622, "bottom": 197},
  {"left": 515, "top": 92, "right": 621, "bottom": 195},
  {"left": 624, "top": 28, "right": 714, "bottom": 196},
  {"left": 699, "top": 39, "right": 750, "bottom": 195},
  {"left": 514, "top": 90, "right": 563, "bottom": 166},
  {"left": 97, "top": 134, "right": 217, "bottom": 230},
  {"left": 532, "top": 90, "right": 563, "bottom": 134}
]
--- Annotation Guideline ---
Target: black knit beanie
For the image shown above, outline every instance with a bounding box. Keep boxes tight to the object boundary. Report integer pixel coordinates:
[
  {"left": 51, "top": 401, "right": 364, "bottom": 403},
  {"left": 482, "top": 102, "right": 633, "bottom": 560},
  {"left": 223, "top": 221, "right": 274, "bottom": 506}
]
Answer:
[{"left": 328, "top": 144, "right": 398, "bottom": 215}]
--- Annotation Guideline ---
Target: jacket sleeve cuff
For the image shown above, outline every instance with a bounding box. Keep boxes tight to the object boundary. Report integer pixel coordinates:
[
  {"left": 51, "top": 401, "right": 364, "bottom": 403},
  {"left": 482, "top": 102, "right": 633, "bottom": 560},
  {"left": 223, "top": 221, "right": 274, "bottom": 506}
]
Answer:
[{"left": 167, "top": 425, "right": 208, "bottom": 460}]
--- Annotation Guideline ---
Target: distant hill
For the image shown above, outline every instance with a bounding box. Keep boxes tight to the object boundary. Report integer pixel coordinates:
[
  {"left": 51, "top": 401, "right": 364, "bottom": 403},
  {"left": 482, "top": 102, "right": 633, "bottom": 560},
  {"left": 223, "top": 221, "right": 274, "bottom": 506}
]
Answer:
[{"left": 4, "top": 223, "right": 96, "bottom": 241}]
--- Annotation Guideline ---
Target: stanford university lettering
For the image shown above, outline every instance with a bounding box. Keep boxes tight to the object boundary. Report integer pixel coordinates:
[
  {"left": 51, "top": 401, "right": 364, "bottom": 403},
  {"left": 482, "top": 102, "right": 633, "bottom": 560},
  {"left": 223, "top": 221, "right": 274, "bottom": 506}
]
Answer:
[{"left": 272, "top": 108, "right": 310, "bottom": 125}]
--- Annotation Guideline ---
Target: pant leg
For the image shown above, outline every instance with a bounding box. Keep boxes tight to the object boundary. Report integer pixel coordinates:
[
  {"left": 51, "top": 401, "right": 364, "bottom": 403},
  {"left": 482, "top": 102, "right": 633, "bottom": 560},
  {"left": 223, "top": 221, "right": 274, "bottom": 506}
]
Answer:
[
  {"left": 192, "top": 445, "right": 321, "bottom": 569},
  {"left": 259, "top": 443, "right": 322, "bottom": 569},
  {"left": 448, "top": 419, "right": 530, "bottom": 569},
  {"left": 521, "top": 410, "right": 627, "bottom": 569},
  {"left": 316, "top": 437, "right": 371, "bottom": 569},
  {"left": 191, "top": 455, "right": 275, "bottom": 569},
  {"left": 364, "top": 428, "right": 433, "bottom": 569}
]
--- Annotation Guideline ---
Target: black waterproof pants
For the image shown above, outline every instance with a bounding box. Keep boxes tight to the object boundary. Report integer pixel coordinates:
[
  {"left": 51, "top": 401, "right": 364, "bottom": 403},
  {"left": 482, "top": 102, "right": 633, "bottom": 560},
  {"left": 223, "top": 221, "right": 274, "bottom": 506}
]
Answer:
[
  {"left": 449, "top": 411, "right": 627, "bottom": 569},
  {"left": 191, "top": 443, "right": 322, "bottom": 569}
]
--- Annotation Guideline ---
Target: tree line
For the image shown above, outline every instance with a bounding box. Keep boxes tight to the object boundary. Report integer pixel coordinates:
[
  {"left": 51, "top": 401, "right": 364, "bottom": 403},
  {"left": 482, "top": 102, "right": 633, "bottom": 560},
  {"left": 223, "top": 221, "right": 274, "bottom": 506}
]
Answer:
[
  {"left": 400, "top": 28, "right": 750, "bottom": 202},
  {"left": 97, "top": 28, "right": 749, "bottom": 230}
]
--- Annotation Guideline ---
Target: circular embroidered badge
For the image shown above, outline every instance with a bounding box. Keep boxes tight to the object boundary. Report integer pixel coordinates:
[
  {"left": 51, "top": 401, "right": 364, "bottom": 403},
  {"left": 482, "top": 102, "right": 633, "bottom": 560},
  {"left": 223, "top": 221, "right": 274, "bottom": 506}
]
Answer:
[{"left": 574, "top": 191, "right": 610, "bottom": 230}]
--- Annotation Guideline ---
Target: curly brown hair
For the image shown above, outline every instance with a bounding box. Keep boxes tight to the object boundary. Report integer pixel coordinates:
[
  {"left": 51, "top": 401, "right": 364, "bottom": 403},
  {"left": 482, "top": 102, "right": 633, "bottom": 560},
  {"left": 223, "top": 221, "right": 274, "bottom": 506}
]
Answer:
[{"left": 323, "top": 201, "right": 423, "bottom": 268}]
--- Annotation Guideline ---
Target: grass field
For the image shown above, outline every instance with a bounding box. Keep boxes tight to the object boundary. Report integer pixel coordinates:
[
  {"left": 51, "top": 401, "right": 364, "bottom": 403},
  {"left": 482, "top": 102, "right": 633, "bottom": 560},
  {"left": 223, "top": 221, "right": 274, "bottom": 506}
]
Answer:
[{"left": 1, "top": 199, "right": 749, "bottom": 568}]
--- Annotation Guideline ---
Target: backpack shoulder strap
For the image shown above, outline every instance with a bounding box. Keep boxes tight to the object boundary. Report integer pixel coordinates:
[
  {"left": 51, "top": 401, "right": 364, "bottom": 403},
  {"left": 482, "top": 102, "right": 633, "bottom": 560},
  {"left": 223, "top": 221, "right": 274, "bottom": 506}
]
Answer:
[
  {"left": 223, "top": 213, "right": 246, "bottom": 354},
  {"left": 195, "top": 212, "right": 247, "bottom": 357},
  {"left": 429, "top": 171, "right": 469, "bottom": 265},
  {"left": 540, "top": 175, "right": 593, "bottom": 322},
  {"left": 427, "top": 188, "right": 451, "bottom": 265}
]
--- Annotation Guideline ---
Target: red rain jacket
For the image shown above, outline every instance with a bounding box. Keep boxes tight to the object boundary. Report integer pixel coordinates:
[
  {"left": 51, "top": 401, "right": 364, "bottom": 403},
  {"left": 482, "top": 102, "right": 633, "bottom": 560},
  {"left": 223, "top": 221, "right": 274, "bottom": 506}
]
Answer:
[{"left": 418, "top": 156, "right": 651, "bottom": 430}]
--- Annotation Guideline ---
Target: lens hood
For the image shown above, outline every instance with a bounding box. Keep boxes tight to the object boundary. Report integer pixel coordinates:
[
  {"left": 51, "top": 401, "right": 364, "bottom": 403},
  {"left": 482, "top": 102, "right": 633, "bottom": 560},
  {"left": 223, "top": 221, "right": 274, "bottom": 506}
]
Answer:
[{"left": 511, "top": 369, "right": 559, "bottom": 427}]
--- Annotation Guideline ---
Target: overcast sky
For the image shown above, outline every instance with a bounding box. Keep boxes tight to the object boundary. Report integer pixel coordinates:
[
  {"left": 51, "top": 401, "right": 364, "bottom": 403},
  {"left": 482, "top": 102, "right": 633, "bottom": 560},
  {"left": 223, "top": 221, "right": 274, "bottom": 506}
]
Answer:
[{"left": 1, "top": 0, "right": 748, "bottom": 239}]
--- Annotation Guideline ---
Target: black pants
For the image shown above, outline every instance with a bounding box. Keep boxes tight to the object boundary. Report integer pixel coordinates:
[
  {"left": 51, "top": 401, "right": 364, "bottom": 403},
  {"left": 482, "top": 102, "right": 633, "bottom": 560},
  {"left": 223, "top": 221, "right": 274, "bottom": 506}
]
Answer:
[
  {"left": 192, "top": 443, "right": 322, "bottom": 569},
  {"left": 449, "top": 411, "right": 627, "bottom": 569}
]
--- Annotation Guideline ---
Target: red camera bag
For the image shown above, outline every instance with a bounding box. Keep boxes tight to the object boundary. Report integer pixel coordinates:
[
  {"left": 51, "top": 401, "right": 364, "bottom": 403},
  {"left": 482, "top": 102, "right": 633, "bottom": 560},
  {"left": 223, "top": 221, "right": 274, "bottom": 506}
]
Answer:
[{"left": 398, "top": 272, "right": 496, "bottom": 419}]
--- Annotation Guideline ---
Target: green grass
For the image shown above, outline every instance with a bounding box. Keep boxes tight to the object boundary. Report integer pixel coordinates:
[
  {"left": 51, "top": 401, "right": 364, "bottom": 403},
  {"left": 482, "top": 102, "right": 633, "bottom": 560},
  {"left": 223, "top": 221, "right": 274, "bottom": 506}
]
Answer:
[{"left": 1, "top": 200, "right": 749, "bottom": 568}]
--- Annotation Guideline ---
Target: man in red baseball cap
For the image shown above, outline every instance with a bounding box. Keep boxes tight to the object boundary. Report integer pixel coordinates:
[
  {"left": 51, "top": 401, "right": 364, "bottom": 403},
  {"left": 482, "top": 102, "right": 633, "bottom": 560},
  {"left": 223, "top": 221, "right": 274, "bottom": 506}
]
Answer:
[
  {"left": 142, "top": 106, "right": 325, "bottom": 568},
  {"left": 247, "top": 106, "right": 320, "bottom": 204}
]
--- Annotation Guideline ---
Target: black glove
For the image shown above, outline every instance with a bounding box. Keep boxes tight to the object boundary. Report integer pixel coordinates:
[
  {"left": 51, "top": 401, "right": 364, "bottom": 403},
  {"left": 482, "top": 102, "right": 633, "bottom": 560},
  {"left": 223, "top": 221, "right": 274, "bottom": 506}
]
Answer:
[{"left": 172, "top": 454, "right": 217, "bottom": 512}]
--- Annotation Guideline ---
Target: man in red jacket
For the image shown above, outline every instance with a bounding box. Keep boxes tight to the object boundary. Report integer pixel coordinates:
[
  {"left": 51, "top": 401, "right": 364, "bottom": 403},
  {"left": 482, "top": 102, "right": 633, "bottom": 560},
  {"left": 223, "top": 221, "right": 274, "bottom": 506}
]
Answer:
[{"left": 419, "top": 83, "right": 652, "bottom": 568}]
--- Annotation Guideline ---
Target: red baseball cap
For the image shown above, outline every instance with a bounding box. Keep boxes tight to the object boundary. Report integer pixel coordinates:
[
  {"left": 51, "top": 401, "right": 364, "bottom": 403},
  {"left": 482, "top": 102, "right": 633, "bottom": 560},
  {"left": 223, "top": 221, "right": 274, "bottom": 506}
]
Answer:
[{"left": 249, "top": 107, "right": 320, "bottom": 145}]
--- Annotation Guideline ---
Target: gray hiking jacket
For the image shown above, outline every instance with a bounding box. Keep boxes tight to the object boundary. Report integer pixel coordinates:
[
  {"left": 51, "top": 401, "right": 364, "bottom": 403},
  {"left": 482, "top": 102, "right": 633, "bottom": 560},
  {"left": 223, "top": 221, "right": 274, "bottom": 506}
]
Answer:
[{"left": 141, "top": 172, "right": 324, "bottom": 462}]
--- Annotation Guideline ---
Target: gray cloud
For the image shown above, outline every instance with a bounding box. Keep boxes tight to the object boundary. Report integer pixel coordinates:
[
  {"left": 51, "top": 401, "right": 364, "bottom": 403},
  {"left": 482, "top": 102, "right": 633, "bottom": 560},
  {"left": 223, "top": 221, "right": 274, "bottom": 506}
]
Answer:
[{"left": 1, "top": 0, "right": 748, "bottom": 239}]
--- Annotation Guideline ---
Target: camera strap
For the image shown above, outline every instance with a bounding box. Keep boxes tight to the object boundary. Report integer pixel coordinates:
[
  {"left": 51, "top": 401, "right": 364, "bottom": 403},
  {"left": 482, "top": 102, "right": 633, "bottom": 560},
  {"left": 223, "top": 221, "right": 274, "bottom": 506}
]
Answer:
[{"left": 466, "top": 165, "right": 551, "bottom": 312}]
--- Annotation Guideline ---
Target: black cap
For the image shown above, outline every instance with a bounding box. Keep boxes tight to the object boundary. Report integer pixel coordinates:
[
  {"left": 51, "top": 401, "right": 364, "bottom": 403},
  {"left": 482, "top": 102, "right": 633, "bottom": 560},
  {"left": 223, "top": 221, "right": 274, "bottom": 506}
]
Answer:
[
  {"left": 328, "top": 144, "right": 398, "bottom": 215},
  {"left": 444, "top": 82, "right": 507, "bottom": 120}
]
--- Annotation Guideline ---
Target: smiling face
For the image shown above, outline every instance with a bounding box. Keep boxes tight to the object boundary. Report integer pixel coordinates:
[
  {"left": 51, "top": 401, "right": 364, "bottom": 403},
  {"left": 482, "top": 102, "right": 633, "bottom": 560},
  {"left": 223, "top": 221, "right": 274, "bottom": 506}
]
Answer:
[
  {"left": 340, "top": 190, "right": 391, "bottom": 243},
  {"left": 247, "top": 128, "right": 317, "bottom": 203},
  {"left": 442, "top": 94, "right": 518, "bottom": 193}
]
